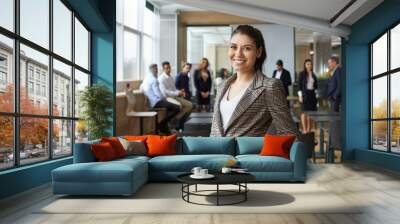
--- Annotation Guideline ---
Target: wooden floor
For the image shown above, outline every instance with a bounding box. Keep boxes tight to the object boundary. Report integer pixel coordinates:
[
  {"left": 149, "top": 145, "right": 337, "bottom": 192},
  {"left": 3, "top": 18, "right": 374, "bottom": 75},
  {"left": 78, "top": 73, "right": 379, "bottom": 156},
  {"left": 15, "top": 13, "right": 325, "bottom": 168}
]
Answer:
[{"left": 1, "top": 162, "right": 400, "bottom": 224}]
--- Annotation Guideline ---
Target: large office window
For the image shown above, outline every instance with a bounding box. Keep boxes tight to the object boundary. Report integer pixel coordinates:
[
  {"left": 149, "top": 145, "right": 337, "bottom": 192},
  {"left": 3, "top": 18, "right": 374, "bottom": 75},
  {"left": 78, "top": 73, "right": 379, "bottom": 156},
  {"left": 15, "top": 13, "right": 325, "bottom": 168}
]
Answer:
[
  {"left": 116, "top": 0, "right": 158, "bottom": 82},
  {"left": 0, "top": 0, "right": 91, "bottom": 170},
  {"left": 370, "top": 23, "right": 400, "bottom": 153}
]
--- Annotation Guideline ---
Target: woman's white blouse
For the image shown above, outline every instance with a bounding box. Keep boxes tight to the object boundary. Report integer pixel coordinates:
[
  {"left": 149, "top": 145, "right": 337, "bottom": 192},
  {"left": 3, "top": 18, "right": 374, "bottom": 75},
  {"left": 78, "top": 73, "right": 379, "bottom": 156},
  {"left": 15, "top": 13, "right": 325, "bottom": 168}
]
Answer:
[
  {"left": 220, "top": 86, "right": 247, "bottom": 131},
  {"left": 306, "top": 74, "right": 315, "bottom": 90}
]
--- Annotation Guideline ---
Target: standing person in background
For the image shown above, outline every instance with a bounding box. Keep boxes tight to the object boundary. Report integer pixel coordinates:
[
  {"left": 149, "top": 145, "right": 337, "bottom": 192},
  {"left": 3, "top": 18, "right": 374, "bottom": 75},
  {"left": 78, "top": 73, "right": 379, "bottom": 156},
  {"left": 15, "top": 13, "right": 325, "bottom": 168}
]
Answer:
[
  {"left": 158, "top": 61, "right": 193, "bottom": 131},
  {"left": 175, "top": 62, "right": 192, "bottom": 101},
  {"left": 327, "top": 56, "right": 341, "bottom": 112},
  {"left": 273, "top": 59, "right": 292, "bottom": 103},
  {"left": 194, "top": 58, "right": 212, "bottom": 112},
  {"left": 298, "top": 59, "right": 318, "bottom": 133}
]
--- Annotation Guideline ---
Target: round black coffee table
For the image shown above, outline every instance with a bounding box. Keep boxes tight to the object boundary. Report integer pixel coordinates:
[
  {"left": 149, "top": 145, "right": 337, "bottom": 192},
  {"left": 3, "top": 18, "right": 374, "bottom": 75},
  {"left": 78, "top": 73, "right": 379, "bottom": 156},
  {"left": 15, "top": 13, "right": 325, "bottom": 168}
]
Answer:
[{"left": 177, "top": 173, "right": 255, "bottom": 206}]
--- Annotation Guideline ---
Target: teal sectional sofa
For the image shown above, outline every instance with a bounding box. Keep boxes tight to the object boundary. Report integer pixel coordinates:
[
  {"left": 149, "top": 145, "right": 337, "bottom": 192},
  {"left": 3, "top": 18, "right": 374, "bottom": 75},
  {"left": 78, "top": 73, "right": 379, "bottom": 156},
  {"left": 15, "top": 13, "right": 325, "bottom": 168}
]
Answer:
[{"left": 52, "top": 137, "right": 307, "bottom": 196}]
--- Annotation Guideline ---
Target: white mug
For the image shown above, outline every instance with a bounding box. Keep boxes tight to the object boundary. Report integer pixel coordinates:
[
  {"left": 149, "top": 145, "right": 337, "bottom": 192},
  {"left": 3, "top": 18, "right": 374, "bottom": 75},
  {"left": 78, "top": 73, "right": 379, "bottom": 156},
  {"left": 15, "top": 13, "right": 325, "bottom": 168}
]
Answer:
[
  {"left": 221, "top": 167, "right": 232, "bottom": 174},
  {"left": 191, "top": 167, "right": 202, "bottom": 176},
  {"left": 200, "top": 169, "right": 208, "bottom": 176}
]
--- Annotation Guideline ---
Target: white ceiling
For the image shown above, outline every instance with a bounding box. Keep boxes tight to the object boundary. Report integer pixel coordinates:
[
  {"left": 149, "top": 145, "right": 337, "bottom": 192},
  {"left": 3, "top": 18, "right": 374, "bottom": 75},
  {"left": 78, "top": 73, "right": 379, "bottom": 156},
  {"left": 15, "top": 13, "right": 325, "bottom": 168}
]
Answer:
[
  {"left": 156, "top": 0, "right": 384, "bottom": 38},
  {"left": 226, "top": 0, "right": 352, "bottom": 23},
  {"left": 188, "top": 26, "right": 232, "bottom": 45},
  {"left": 295, "top": 29, "right": 342, "bottom": 46},
  {"left": 151, "top": 0, "right": 200, "bottom": 13}
]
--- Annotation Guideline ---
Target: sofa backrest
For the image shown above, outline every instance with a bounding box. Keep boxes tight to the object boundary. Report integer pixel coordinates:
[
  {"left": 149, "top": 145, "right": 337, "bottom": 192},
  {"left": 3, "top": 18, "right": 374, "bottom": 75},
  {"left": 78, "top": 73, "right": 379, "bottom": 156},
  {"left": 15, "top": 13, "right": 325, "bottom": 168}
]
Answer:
[
  {"left": 235, "top": 137, "right": 263, "bottom": 155},
  {"left": 178, "top": 137, "right": 235, "bottom": 155},
  {"left": 73, "top": 139, "right": 101, "bottom": 163},
  {"left": 74, "top": 136, "right": 244, "bottom": 162}
]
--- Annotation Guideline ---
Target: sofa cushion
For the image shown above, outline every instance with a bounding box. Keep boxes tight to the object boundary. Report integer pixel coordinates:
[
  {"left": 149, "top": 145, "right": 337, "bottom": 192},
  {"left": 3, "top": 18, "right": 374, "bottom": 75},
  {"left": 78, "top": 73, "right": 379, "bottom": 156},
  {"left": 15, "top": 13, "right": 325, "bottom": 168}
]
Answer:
[
  {"left": 260, "top": 134, "right": 296, "bottom": 159},
  {"left": 147, "top": 135, "right": 177, "bottom": 157},
  {"left": 91, "top": 142, "right": 118, "bottom": 161},
  {"left": 236, "top": 155, "right": 293, "bottom": 172},
  {"left": 73, "top": 139, "right": 100, "bottom": 163},
  {"left": 236, "top": 137, "right": 263, "bottom": 155},
  {"left": 119, "top": 138, "right": 147, "bottom": 156},
  {"left": 149, "top": 154, "right": 235, "bottom": 172},
  {"left": 101, "top": 137, "right": 127, "bottom": 158},
  {"left": 53, "top": 158, "right": 147, "bottom": 183},
  {"left": 124, "top": 135, "right": 148, "bottom": 141},
  {"left": 180, "top": 137, "right": 235, "bottom": 155}
]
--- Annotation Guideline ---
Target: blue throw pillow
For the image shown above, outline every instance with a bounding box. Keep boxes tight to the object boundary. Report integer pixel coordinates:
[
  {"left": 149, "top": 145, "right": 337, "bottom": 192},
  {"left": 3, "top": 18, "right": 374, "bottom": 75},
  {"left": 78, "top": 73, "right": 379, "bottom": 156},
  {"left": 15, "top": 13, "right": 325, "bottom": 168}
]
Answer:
[{"left": 236, "top": 137, "right": 263, "bottom": 155}]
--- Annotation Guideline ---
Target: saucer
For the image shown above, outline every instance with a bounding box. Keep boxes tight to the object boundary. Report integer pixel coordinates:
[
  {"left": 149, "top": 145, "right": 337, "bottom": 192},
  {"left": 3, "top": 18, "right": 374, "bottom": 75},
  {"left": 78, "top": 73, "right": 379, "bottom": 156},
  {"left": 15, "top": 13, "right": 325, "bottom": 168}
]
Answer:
[
  {"left": 190, "top": 174, "right": 215, "bottom": 179},
  {"left": 232, "top": 170, "right": 249, "bottom": 174}
]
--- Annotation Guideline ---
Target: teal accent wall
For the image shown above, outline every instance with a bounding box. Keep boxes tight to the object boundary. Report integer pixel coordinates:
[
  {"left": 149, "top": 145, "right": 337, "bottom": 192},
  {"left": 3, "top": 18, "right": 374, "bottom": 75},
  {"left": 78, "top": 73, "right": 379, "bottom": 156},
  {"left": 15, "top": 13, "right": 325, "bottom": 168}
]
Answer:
[
  {"left": 344, "top": 0, "right": 400, "bottom": 171},
  {"left": 0, "top": 0, "right": 116, "bottom": 200},
  {"left": 355, "top": 148, "right": 400, "bottom": 172},
  {"left": 66, "top": 0, "right": 110, "bottom": 32},
  {"left": 0, "top": 158, "right": 72, "bottom": 199},
  {"left": 91, "top": 0, "right": 116, "bottom": 136}
]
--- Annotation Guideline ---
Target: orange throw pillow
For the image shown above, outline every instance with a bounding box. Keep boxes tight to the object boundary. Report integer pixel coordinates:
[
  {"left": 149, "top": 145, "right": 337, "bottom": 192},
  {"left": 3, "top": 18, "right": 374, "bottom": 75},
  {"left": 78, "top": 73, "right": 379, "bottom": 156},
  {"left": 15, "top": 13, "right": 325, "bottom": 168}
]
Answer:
[
  {"left": 91, "top": 142, "right": 117, "bottom": 161},
  {"left": 101, "top": 137, "right": 127, "bottom": 158},
  {"left": 124, "top": 135, "right": 148, "bottom": 141},
  {"left": 146, "top": 135, "right": 177, "bottom": 157},
  {"left": 260, "top": 134, "right": 296, "bottom": 159}
]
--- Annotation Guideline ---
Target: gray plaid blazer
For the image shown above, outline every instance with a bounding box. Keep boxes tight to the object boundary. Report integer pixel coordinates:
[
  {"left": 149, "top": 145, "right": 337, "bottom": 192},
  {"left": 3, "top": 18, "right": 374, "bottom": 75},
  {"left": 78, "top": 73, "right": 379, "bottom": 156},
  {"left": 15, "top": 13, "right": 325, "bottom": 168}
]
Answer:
[{"left": 210, "top": 71, "right": 299, "bottom": 137}]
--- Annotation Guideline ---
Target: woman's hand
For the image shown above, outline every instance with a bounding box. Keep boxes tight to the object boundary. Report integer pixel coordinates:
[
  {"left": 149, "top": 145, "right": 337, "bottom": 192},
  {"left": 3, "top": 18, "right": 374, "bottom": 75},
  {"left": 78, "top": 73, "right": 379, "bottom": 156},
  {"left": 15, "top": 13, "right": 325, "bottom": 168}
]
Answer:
[{"left": 299, "top": 96, "right": 303, "bottom": 103}]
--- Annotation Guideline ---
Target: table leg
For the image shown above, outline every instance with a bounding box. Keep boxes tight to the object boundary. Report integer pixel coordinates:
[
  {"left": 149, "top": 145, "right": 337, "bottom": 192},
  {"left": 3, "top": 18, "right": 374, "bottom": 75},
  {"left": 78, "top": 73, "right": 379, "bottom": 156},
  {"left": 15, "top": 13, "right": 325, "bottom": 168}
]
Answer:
[
  {"left": 187, "top": 184, "right": 190, "bottom": 202},
  {"left": 217, "top": 184, "right": 219, "bottom": 206},
  {"left": 245, "top": 183, "right": 247, "bottom": 201},
  {"left": 181, "top": 184, "right": 184, "bottom": 200},
  {"left": 139, "top": 117, "right": 144, "bottom": 135},
  {"left": 155, "top": 114, "right": 158, "bottom": 134},
  {"left": 319, "top": 126, "right": 325, "bottom": 155}
]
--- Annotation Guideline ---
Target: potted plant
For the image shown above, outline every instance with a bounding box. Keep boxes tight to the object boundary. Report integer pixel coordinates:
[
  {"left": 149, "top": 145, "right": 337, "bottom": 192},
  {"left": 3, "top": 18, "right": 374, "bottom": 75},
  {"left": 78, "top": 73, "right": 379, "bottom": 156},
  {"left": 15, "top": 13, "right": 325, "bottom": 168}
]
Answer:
[{"left": 79, "top": 84, "right": 113, "bottom": 140}]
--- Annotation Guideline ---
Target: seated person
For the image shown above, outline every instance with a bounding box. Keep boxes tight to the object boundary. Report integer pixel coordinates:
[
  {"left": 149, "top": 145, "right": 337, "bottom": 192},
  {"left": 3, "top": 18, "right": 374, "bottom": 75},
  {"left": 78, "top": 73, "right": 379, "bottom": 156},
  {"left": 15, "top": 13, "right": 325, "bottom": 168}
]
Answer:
[
  {"left": 140, "top": 64, "right": 180, "bottom": 134},
  {"left": 159, "top": 61, "right": 193, "bottom": 131},
  {"left": 175, "top": 62, "right": 192, "bottom": 101}
]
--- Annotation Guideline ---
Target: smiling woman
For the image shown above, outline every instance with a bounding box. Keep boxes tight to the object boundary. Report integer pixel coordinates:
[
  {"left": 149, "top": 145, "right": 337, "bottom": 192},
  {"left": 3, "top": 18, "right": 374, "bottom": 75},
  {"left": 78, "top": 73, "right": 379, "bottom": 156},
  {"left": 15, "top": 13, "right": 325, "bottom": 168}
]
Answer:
[{"left": 210, "top": 25, "right": 298, "bottom": 137}]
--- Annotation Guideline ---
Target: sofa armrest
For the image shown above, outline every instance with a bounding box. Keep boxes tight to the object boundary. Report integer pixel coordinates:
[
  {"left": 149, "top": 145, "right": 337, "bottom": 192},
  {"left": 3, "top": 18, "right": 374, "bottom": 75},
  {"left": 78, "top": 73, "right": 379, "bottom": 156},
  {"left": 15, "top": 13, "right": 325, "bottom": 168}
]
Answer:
[
  {"left": 289, "top": 141, "right": 307, "bottom": 181},
  {"left": 73, "top": 141, "right": 99, "bottom": 163}
]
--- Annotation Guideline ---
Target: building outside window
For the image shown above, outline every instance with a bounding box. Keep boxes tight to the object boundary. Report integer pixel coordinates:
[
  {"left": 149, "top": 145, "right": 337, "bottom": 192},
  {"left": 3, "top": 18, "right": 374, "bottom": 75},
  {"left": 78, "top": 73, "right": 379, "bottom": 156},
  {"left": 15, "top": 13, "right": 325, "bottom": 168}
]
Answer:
[
  {"left": 0, "top": 71, "right": 7, "bottom": 92},
  {"left": 41, "top": 73, "right": 46, "bottom": 82},
  {"left": 0, "top": 54, "right": 7, "bottom": 67},
  {"left": 0, "top": 54, "right": 7, "bottom": 90},
  {"left": 28, "top": 67, "right": 34, "bottom": 80},
  {"left": 35, "top": 70, "right": 40, "bottom": 81},
  {"left": 28, "top": 81, "right": 34, "bottom": 94},
  {"left": 41, "top": 85, "right": 46, "bottom": 97},
  {"left": 0, "top": 71, "right": 6, "bottom": 84},
  {"left": 36, "top": 83, "right": 40, "bottom": 95}
]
